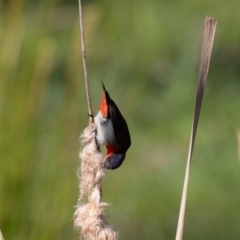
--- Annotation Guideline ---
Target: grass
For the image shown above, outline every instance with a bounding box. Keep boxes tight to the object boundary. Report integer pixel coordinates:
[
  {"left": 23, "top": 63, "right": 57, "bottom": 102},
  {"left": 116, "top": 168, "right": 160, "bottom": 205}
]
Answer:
[{"left": 1, "top": 1, "right": 240, "bottom": 240}]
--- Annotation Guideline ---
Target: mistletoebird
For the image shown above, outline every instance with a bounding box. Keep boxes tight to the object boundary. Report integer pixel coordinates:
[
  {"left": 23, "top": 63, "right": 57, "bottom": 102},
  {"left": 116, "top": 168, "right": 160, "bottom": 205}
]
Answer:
[{"left": 93, "top": 83, "right": 131, "bottom": 170}]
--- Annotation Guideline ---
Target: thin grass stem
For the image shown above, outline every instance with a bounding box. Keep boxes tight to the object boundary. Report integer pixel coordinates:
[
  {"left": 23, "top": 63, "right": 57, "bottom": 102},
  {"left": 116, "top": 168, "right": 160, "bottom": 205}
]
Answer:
[
  {"left": 175, "top": 17, "right": 217, "bottom": 240},
  {"left": 77, "top": 0, "right": 93, "bottom": 124}
]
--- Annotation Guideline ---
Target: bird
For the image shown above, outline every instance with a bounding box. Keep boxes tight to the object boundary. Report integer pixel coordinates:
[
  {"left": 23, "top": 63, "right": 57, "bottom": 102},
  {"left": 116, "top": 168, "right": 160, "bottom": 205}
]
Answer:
[{"left": 93, "top": 83, "right": 131, "bottom": 170}]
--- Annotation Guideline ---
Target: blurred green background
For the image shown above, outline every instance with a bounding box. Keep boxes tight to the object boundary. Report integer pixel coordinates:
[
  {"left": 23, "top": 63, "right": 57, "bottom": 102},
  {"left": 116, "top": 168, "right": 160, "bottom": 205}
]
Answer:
[{"left": 1, "top": 0, "right": 240, "bottom": 239}]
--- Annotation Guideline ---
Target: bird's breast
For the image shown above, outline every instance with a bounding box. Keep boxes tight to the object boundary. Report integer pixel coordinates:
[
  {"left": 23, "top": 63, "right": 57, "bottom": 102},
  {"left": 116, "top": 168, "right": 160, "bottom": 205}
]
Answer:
[{"left": 94, "top": 111, "right": 117, "bottom": 146}]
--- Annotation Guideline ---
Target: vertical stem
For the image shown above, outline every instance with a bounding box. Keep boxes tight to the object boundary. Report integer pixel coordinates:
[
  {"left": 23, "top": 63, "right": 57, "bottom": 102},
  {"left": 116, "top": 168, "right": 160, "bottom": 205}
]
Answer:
[
  {"left": 78, "top": 0, "right": 93, "bottom": 124},
  {"left": 175, "top": 17, "right": 217, "bottom": 240}
]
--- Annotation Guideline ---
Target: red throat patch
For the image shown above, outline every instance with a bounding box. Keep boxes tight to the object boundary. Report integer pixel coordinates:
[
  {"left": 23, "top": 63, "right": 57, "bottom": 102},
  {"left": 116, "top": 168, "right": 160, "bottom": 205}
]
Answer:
[
  {"left": 106, "top": 145, "right": 118, "bottom": 156},
  {"left": 100, "top": 92, "right": 108, "bottom": 117}
]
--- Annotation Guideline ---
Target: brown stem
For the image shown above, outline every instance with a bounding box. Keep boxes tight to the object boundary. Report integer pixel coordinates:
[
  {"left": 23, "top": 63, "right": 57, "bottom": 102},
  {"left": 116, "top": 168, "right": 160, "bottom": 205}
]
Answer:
[
  {"left": 78, "top": 0, "right": 93, "bottom": 124},
  {"left": 175, "top": 17, "right": 217, "bottom": 240}
]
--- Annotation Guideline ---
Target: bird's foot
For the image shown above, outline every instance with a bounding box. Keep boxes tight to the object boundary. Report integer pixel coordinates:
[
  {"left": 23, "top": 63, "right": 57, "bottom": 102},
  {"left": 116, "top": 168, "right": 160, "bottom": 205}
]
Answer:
[{"left": 88, "top": 113, "right": 95, "bottom": 119}]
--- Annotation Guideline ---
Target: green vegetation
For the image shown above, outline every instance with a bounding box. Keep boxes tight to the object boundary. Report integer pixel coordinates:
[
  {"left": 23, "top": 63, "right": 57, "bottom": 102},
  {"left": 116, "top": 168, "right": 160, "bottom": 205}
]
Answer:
[{"left": 1, "top": 0, "right": 240, "bottom": 239}]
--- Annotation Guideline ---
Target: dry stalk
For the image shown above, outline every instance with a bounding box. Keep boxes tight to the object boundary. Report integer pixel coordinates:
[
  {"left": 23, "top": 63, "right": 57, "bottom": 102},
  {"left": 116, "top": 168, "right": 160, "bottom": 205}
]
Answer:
[
  {"left": 77, "top": 0, "right": 93, "bottom": 123},
  {"left": 74, "top": 1, "right": 118, "bottom": 239},
  {"left": 175, "top": 17, "right": 217, "bottom": 240}
]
